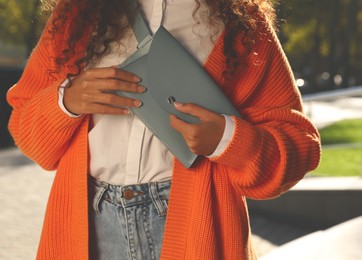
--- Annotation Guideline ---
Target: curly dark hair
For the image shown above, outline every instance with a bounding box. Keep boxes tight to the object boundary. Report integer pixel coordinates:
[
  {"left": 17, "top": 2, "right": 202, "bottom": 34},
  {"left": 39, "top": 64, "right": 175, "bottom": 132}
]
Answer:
[{"left": 42, "top": 0, "right": 277, "bottom": 77}]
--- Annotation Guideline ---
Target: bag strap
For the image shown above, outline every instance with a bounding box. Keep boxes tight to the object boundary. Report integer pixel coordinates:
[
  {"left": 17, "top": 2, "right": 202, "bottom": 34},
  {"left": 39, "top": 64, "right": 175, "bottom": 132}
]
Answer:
[
  {"left": 132, "top": 4, "right": 153, "bottom": 44},
  {"left": 119, "top": 2, "right": 158, "bottom": 67}
]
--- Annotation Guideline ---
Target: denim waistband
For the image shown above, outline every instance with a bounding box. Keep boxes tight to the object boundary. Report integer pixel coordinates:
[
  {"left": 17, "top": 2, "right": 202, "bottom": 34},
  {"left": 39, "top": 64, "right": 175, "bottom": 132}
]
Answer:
[{"left": 88, "top": 176, "right": 171, "bottom": 211}]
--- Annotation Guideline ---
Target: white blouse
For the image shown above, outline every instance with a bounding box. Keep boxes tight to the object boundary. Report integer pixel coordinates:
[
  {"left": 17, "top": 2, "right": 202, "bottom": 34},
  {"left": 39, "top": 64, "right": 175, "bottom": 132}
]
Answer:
[{"left": 59, "top": 0, "right": 235, "bottom": 185}]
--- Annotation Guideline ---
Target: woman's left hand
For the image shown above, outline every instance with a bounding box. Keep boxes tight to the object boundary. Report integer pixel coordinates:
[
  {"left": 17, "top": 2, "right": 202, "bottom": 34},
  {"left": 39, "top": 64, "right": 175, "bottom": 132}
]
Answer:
[{"left": 170, "top": 103, "right": 225, "bottom": 156}]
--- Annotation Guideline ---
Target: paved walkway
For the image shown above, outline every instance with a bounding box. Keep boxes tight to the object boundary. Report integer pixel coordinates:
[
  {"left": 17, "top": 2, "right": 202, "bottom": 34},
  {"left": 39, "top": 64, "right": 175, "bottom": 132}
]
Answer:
[
  {"left": 303, "top": 97, "right": 362, "bottom": 129},
  {"left": 261, "top": 216, "right": 362, "bottom": 260},
  {"left": 0, "top": 148, "right": 54, "bottom": 260}
]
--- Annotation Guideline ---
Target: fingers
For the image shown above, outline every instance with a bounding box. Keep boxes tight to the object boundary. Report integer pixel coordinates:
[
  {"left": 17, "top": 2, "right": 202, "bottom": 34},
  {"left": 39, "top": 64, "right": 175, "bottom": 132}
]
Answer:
[
  {"left": 68, "top": 88, "right": 141, "bottom": 115},
  {"left": 89, "top": 91, "right": 142, "bottom": 108},
  {"left": 91, "top": 78, "right": 146, "bottom": 93},
  {"left": 88, "top": 78, "right": 144, "bottom": 110},
  {"left": 84, "top": 103, "right": 130, "bottom": 115},
  {"left": 83, "top": 67, "right": 141, "bottom": 83},
  {"left": 170, "top": 104, "right": 226, "bottom": 155},
  {"left": 63, "top": 67, "right": 145, "bottom": 115},
  {"left": 173, "top": 102, "right": 212, "bottom": 122},
  {"left": 170, "top": 114, "right": 191, "bottom": 133},
  {"left": 77, "top": 67, "right": 145, "bottom": 93},
  {"left": 170, "top": 114, "right": 199, "bottom": 153},
  {"left": 170, "top": 114, "right": 215, "bottom": 155}
]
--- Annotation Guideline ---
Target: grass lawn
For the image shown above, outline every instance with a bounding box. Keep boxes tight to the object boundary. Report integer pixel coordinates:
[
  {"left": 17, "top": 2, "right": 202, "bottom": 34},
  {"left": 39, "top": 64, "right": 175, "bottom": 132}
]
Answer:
[
  {"left": 318, "top": 118, "right": 362, "bottom": 145},
  {"left": 311, "top": 119, "right": 362, "bottom": 177},
  {"left": 312, "top": 147, "right": 362, "bottom": 176}
]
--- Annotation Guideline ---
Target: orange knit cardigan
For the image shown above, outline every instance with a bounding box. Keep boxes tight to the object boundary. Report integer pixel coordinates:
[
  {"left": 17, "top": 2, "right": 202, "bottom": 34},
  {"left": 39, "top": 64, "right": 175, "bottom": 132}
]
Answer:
[{"left": 7, "top": 12, "right": 320, "bottom": 260}]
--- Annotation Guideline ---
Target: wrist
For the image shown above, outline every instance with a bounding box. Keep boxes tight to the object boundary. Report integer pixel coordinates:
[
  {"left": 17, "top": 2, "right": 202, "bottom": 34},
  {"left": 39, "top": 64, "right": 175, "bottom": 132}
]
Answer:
[
  {"left": 207, "top": 115, "right": 235, "bottom": 158},
  {"left": 58, "top": 81, "right": 82, "bottom": 118}
]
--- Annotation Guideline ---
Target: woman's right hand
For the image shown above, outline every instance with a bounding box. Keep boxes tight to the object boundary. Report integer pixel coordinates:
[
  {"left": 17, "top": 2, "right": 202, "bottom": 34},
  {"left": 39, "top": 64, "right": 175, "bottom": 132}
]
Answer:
[{"left": 63, "top": 67, "right": 145, "bottom": 115}]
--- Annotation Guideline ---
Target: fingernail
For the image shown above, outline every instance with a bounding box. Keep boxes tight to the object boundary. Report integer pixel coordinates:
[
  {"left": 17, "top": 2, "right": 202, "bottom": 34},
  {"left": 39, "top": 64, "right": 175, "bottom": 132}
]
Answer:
[
  {"left": 133, "top": 100, "right": 142, "bottom": 107},
  {"left": 174, "top": 102, "right": 183, "bottom": 108},
  {"left": 123, "top": 109, "right": 129, "bottom": 114},
  {"left": 134, "top": 76, "right": 142, "bottom": 82},
  {"left": 137, "top": 86, "right": 146, "bottom": 93}
]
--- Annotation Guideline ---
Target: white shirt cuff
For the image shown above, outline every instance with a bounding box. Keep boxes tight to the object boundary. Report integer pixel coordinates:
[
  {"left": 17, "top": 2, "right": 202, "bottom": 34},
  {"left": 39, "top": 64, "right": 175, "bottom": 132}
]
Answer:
[
  {"left": 58, "top": 79, "right": 82, "bottom": 118},
  {"left": 207, "top": 115, "right": 235, "bottom": 158}
]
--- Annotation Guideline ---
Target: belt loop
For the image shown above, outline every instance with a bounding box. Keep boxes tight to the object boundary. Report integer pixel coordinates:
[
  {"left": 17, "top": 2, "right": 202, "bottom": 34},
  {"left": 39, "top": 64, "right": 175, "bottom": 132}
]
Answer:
[
  {"left": 149, "top": 182, "right": 167, "bottom": 217},
  {"left": 92, "top": 181, "right": 109, "bottom": 215}
]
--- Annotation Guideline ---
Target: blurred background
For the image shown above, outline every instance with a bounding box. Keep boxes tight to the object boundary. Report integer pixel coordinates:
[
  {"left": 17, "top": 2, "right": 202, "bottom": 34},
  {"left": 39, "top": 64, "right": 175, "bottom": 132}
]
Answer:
[{"left": 0, "top": 0, "right": 361, "bottom": 259}]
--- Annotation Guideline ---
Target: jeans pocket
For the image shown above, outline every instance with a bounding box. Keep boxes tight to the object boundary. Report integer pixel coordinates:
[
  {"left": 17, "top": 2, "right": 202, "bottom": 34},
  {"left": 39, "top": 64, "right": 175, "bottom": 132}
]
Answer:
[
  {"left": 149, "top": 182, "right": 169, "bottom": 217},
  {"left": 91, "top": 181, "right": 109, "bottom": 215}
]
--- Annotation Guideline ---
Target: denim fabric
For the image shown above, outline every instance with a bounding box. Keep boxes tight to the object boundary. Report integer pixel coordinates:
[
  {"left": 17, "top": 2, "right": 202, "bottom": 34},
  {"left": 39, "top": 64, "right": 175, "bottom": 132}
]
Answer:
[{"left": 88, "top": 176, "right": 171, "bottom": 260}]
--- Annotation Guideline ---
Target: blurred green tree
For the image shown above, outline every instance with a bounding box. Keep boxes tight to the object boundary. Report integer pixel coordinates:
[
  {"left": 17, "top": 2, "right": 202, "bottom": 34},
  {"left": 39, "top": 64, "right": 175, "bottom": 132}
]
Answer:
[
  {"left": 0, "top": 0, "right": 43, "bottom": 57},
  {"left": 278, "top": 0, "right": 361, "bottom": 91}
]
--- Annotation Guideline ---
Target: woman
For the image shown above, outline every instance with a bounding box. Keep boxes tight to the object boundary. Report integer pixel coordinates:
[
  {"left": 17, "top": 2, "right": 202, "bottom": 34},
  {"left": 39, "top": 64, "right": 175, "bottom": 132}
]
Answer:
[{"left": 7, "top": 0, "right": 321, "bottom": 259}]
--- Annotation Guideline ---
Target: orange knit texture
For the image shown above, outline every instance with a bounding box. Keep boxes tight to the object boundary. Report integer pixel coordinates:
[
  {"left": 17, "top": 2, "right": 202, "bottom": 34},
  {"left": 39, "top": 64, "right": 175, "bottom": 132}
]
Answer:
[{"left": 7, "top": 14, "right": 320, "bottom": 260}]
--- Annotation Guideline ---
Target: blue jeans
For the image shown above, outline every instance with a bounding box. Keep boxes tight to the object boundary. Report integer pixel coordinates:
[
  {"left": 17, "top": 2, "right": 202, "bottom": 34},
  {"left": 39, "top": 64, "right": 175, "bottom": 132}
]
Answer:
[{"left": 88, "top": 176, "right": 171, "bottom": 260}]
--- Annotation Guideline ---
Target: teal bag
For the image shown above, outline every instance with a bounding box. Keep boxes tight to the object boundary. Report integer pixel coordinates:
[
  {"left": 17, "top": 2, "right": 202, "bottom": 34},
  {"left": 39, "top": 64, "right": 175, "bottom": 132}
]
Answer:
[{"left": 115, "top": 9, "right": 240, "bottom": 168}]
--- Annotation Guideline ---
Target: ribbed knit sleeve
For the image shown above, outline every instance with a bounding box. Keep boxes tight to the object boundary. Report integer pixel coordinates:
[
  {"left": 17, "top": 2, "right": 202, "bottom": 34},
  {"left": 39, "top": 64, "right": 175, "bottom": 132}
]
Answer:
[
  {"left": 6, "top": 17, "right": 88, "bottom": 171},
  {"left": 205, "top": 22, "right": 321, "bottom": 199}
]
